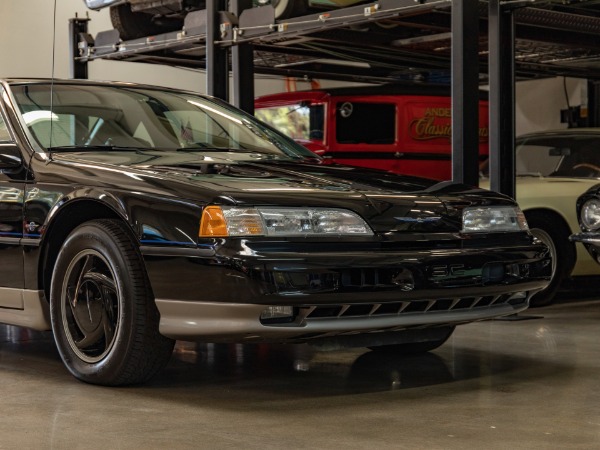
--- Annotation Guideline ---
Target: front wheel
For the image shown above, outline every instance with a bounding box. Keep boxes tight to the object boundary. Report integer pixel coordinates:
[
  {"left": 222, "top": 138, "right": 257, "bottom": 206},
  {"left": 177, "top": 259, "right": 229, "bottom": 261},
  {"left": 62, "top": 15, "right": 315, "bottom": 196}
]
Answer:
[
  {"left": 50, "top": 219, "right": 174, "bottom": 386},
  {"left": 525, "top": 211, "right": 575, "bottom": 307}
]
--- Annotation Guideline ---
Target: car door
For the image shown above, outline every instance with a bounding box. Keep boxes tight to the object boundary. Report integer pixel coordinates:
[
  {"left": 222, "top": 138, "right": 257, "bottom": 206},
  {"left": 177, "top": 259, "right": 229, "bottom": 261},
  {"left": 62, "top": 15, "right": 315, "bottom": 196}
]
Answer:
[{"left": 0, "top": 108, "right": 26, "bottom": 306}]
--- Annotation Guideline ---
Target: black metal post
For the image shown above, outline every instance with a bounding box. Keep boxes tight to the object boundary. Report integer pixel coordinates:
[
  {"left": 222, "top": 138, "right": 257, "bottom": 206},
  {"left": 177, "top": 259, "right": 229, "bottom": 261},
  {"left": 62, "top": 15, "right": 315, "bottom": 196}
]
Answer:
[
  {"left": 206, "top": 0, "right": 229, "bottom": 99},
  {"left": 68, "top": 15, "right": 90, "bottom": 79},
  {"left": 488, "top": 0, "right": 516, "bottom": 197},
  {"left": 231, "top": 0, "right": 255, "bottom": 114},
  {"left": 588, "top": 80, "right": 600, "bottom": 127},
  {"left": 451, "top": 0, "right": 480, "bottom": 186}
]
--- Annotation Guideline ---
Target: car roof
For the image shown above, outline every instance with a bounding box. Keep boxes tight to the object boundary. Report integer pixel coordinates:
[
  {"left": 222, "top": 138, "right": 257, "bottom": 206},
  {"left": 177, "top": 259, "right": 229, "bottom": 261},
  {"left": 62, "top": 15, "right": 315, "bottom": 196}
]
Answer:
[
  {"left": 1, "top": 78, "right": 204, "bottom": 96},
  {"left": 518, "top": 128, "right": 600, "bottom": 139}
]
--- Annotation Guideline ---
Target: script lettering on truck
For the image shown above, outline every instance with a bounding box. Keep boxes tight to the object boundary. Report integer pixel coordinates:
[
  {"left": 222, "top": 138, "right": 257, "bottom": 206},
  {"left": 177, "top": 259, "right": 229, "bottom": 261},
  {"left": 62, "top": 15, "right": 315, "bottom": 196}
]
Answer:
[{"left": 408, "top": 106, "right": 489, "bottom": 142}]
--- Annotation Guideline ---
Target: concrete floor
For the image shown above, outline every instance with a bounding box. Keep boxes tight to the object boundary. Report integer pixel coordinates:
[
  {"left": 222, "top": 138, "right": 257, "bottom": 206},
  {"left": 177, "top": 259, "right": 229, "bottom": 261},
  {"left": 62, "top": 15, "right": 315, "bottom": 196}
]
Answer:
[{"left": 1, "top": 294, "right": 599, "bottom": 449}]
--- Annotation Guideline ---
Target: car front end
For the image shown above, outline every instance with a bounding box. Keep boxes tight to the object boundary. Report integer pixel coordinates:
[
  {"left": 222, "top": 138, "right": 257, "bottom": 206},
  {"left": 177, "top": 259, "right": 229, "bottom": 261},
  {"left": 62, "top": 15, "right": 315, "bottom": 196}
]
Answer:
[
  {"left": 571, "top": 184, "right": 600, "bottom": 265},
  {"left": 139, "top": 181, "right": 551, "bottom": 344}
]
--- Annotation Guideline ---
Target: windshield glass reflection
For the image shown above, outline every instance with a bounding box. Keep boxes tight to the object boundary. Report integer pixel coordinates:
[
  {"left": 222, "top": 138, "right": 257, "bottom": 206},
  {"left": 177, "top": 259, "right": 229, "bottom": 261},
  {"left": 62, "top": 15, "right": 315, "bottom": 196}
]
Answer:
[{"left": 10, "top": 83, "right": 316, "bottom": 160}]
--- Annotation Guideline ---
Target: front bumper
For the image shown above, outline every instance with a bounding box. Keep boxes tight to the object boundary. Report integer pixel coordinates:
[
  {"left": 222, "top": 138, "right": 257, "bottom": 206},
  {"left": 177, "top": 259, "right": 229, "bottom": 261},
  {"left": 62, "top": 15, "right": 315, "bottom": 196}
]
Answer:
[
  {"left": 142, "top": 240, "right": 551, "bottom": 343},
  {"left": 571, "top": 232, "right": 600, "bottom": 264}
]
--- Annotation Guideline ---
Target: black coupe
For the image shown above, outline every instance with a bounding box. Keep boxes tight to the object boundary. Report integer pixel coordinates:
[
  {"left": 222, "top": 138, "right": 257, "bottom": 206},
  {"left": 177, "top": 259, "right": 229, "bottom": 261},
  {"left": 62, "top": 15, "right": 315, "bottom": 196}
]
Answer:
[{"left": 0, "top": 79, "right": 550, "bottom": 385}]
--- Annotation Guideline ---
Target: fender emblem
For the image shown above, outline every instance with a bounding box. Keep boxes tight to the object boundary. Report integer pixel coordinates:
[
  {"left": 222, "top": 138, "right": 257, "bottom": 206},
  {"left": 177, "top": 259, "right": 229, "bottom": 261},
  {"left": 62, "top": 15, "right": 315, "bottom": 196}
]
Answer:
[{"left": 25, "top": 221, "right": 39, "bottom": 233}]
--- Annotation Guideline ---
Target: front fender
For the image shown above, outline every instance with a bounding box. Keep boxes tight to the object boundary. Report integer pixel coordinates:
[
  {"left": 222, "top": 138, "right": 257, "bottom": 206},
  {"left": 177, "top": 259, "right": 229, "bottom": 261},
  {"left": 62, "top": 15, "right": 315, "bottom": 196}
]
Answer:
[{"left": 35, "top": 186, "right": 204, "bottom": 247}]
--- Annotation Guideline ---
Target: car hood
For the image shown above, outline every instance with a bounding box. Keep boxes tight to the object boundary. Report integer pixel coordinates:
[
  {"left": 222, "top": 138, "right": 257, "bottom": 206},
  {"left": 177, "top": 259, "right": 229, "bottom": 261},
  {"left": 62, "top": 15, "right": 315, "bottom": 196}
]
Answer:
[{"left": 49, "top": 150, "right": 514, "bottom": 233}]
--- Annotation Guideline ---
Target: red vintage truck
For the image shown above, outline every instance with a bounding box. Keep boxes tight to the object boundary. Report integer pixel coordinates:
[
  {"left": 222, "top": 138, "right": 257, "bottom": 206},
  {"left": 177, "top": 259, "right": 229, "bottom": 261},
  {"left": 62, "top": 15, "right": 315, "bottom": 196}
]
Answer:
[{"left": 255, "top": 84, "right": 489, "bottom": 180}]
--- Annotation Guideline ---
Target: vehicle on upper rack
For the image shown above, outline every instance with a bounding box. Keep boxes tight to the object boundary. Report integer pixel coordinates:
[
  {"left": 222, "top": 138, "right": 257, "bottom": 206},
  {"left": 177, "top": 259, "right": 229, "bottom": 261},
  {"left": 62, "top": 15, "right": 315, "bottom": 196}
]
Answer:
[
  {"left": 83, "top": 0, "right": 368, "bottom": 40},
  {"left": 0, "top": 78, "right": 550, "bottom": 386}
]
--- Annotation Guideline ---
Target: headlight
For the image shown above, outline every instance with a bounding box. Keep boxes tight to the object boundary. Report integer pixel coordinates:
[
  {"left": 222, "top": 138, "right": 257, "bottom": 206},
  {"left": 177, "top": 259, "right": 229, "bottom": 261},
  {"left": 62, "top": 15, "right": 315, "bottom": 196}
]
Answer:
[
  {"left": 581, "top": 199, "right": 600, "bottom": 230},
  {"left": 462, "top": 206, "right": 528, "bottom": 233},
  {"left": 199, "top": 206, "right": 373, "bottom": 237}
]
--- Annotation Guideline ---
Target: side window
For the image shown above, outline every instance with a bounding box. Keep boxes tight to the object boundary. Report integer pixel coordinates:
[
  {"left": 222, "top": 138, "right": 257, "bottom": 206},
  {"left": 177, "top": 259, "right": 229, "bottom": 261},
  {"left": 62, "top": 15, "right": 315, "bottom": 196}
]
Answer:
[
  {"left": 0, "top": 114, "right": 11, "bottom": 143},
  {"left": 336, "top": 102, "right": 395, "bottom": 145}
]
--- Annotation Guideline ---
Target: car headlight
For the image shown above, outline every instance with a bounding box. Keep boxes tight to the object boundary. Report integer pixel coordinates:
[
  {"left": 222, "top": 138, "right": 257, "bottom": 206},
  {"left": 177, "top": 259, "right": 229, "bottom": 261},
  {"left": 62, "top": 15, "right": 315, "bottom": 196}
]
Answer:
[
  {"left": 462, "top": 206, "right": 528, "bottom": 233},
  {"left": 581, "top": 199, "right": 600, "bottom": 230},
  {"left": 199, "top": 206, "right": 373, "bottom": 237}
]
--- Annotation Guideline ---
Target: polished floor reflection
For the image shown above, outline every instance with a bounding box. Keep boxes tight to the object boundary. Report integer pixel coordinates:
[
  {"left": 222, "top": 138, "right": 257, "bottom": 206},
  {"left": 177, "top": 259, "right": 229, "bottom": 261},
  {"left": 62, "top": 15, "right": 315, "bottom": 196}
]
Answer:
[{"left": 1, "top": 294, "right": 599, "bottom": 449}]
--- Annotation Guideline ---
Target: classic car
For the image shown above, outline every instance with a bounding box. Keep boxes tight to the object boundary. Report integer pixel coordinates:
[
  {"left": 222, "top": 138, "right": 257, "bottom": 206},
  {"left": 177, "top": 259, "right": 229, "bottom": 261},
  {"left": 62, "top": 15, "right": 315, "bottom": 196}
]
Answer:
[
  {"left": 0, "top": 78, "right": 550, "bottom": 386},
  {"left": 571, "top": 184, "right": 600, "bottom": 264},
  {"left": 83, "top": 0, "right": 366, "bottom": 40},
  {"left": 480, "top": 129, "right": 600, "bottom": 306}
]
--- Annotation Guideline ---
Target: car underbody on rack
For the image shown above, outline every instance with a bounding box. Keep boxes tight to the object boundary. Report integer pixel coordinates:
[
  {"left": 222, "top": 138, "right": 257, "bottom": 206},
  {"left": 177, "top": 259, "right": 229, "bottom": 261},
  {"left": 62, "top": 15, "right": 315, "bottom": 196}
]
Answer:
[{"left": 83, "top": 0, "right": 367, "bottom": 40}]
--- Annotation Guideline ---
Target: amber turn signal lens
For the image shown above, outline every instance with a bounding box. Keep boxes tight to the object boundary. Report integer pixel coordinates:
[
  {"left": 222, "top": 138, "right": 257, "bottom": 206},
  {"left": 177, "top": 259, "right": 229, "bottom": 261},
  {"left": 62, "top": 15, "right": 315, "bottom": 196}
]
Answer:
[{"left": 199, "top": 206, "right": 229, "bottom": 237}]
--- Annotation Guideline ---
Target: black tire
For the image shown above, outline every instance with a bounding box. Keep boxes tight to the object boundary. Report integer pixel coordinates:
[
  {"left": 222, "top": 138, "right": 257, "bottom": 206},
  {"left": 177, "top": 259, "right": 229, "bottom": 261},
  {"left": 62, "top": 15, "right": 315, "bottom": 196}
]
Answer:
[
  {"left": 269, "top": 0, "right": 308, "bottom": 19},
  {"left": 369, "top": 326, "right": 455, "bottom": 354},
  {"left": 525, "top": 211, "right": 576, "bottom": 307},
  {"left": 110, "top": 4, "right": 182, "bottom": 40},
  {"left": 50, "top": 219, "right": 175, "bottom": 386}
]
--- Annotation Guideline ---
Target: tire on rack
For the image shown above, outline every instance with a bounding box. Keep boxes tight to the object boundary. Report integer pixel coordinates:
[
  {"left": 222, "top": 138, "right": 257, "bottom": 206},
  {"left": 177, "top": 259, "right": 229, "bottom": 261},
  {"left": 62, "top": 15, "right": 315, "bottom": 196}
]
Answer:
[
  {"left": 525, "top": 210, "right": 576, "bottom": 307},
  {"left": 368, "top": 326, "right": 455, "bottom": 354},
  {"left": 109, "top": 4, "right": 183, "bottom": 41},
  {"left": 50, "top": 219, "right": 175, "bottom": 386},
  {"left": 257, "top": 0, "right": 308, "bottom": 19}
]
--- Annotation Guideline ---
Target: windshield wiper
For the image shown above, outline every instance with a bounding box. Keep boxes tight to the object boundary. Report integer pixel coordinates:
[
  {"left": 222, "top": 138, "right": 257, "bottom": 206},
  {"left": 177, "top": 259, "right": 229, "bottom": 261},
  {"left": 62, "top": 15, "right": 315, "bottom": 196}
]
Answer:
[
  {"left": 47, "top": 145, "right": 145, "bottom": 152},
  {"left": 176, "top": 146, "right": 233, "bottom": 152}
]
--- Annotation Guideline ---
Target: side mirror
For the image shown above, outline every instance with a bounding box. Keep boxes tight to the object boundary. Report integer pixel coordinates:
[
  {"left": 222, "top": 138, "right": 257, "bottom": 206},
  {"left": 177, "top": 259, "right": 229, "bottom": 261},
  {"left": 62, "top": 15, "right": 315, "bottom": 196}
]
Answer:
[{"left": 0, "top": 144, "right": 22, "bottom": 169}]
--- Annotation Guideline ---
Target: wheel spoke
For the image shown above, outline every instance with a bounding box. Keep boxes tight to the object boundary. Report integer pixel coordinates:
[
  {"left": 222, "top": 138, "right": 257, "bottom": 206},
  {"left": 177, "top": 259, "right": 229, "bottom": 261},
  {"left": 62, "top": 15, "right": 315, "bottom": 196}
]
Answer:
[
  {"left": 73, "top": 255, "right": 94, "bottom": 307},
  {"left": 74, "top": 326, "right": 104, "bottom": 350},
  {"left": 86, "top": 272, "right": 117, "bottom": 296},
  {"left": 102, "top": 307, "right": 116, "bottom": 346}
]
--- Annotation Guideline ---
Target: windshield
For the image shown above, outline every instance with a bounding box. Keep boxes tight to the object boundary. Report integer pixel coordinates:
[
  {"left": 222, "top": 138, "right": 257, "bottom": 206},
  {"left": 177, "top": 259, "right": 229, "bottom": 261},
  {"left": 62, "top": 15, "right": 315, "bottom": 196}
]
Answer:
[
  {"left": 10, "top": 83, "right": 317, "bottom": 159},
  {"left": 479, "top": 134, "right": 600, "bottom": 178},
  {"left": 514, "top": 134, "right": 600, "bottom": 177}
]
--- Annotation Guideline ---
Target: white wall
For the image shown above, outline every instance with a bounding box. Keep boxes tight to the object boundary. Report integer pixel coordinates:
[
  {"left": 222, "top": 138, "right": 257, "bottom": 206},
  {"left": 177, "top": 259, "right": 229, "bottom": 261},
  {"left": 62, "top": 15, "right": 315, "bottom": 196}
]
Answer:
[
  {"left": 515, "top": 77, "right": 586, "bottom": 135},
  {"left": 0, "top": 0, "right": 590, "bottom": 129}
]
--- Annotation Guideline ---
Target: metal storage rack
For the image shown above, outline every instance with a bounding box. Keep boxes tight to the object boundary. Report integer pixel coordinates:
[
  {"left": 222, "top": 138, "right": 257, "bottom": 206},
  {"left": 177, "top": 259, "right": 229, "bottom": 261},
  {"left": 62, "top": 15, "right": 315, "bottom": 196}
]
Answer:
[{"left": 69, "top": 0, "right": 600, "bottom": 195}]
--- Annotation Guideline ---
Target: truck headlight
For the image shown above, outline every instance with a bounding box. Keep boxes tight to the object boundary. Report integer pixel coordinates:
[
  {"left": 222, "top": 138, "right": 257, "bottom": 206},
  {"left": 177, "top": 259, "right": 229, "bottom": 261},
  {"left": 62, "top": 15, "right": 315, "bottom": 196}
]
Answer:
[
  {"left": 581, "top": 199, "right": 600, "bottom": 230},
  {"left": 200, "top": 206, "right": 373, "bottom": 237},
  {"left": 462, "top": 206, "right": 528, "bottom": 233}
]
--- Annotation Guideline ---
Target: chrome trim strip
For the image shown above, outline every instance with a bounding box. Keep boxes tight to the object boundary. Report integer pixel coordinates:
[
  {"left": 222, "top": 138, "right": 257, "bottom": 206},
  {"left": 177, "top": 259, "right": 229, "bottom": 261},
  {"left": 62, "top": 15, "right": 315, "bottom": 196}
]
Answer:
[
  {"left": 140, "top": 246, "right": 215, "bottom": 257},
  {"left": 571, "top": 232, "right": 600, "bottom": 244},
  {"left": 0, "top": 237, "right": 20, "bottom": 245}
]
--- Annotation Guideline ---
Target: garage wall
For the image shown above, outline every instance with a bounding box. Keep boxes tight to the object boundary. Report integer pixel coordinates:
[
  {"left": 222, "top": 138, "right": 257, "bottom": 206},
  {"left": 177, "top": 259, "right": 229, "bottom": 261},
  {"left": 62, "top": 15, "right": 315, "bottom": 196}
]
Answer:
[
  {"left": 0, "top": 0, "right": 290, "bottom": 94},
  {"left": 515, "top": 77, "right": 585, "bottom": 135},
  {"left": 0, "top": 0, "right": 589, "bottom": 134}
]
